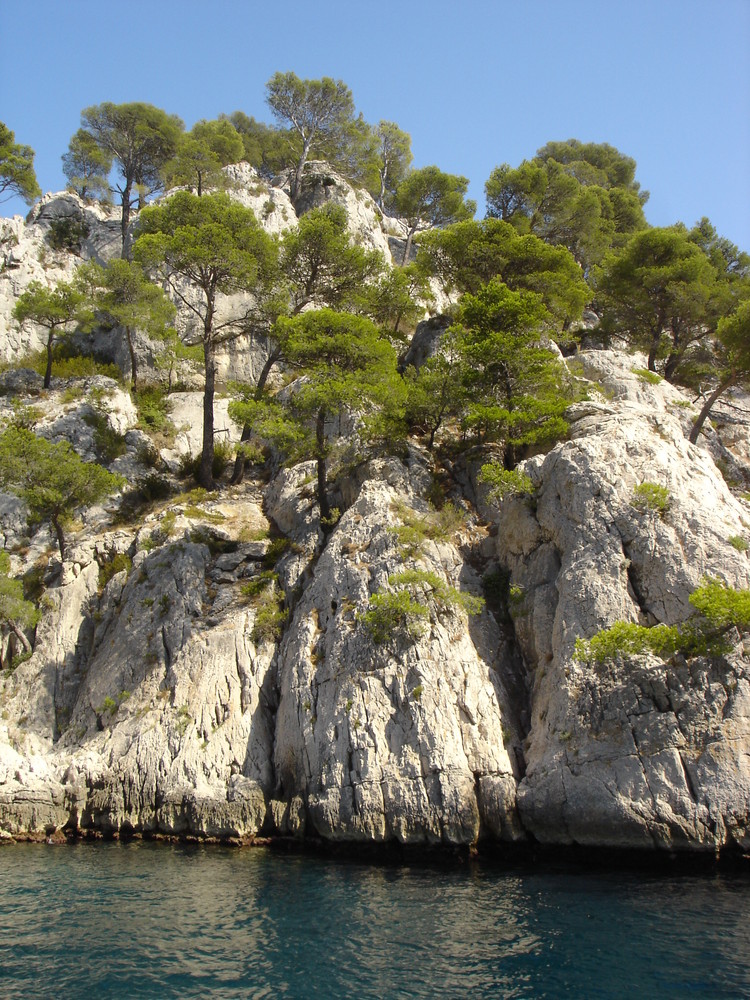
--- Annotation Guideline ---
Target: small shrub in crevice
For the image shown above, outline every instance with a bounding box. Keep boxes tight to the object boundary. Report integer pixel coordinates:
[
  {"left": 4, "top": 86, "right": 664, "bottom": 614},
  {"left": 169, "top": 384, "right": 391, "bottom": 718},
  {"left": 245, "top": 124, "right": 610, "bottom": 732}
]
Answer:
[
  {"left": 630, "top": 482, "right": 670, "bottom": 516},
  {"left": 251, "top": 587, "right": 288, "bottom": 643},
  {"left": 83, "top": 410, "right": 127, "bottom": 463},
  {"left": 46, "top": 216, "right": 89, "bottom": 254},
  {"left": 389, "top": 500, "right": 467, "bottom": 558},
  {"left": 98, "top": 552, "right": 132, "bottom": 591},
  {"left": 360, "top": 589, "right": 429, "bottom": 645},
  {"left": 631, "top": 367, "right": 663, "bottom": 385},
  {"left": 478, "top": 464, "right": 535, "bottom": 504},
  {"left": 574, "top": 577, "right": 750, "bottom": 664}
]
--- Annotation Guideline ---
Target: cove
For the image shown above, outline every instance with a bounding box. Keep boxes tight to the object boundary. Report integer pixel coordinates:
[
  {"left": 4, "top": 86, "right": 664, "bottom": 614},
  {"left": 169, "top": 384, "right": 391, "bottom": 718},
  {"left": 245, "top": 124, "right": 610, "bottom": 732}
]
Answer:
[{"left": 1, "top": 842, "right": 749, "bottom": 998}]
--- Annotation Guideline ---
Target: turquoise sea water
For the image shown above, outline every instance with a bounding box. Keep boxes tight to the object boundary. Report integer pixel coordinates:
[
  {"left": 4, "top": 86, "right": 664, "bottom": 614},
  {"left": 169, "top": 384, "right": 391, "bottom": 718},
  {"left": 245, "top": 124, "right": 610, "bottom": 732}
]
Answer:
[{"left": 0, "top": 842, "right": 749, "bottom": 998}]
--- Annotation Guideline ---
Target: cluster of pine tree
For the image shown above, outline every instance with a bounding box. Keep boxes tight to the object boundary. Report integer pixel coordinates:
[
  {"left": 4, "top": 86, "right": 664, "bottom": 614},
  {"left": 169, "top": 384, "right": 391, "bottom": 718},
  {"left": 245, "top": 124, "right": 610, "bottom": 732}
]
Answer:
[{"left": 0, "top": 73, "right": 748, "bottom": 628}]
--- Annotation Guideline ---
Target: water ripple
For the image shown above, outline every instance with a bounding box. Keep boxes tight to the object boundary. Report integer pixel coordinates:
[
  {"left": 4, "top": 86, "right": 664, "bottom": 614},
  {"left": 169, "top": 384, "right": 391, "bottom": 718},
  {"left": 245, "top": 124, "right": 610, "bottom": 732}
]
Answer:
[{"left": 0, "top": 844, "right": 749, "bottom": 998}]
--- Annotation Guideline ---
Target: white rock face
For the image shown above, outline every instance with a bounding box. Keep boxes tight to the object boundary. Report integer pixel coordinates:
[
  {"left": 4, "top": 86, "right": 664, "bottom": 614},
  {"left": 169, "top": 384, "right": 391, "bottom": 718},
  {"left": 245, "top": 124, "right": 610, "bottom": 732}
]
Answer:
[
  {"left": 273, "top": 477, "right": 523, "bottom": 845},
  {"left": 497, "top": 350, "right": 750, "bottom": 850},
  {"left": 2, "top": 178, "right": 750, "bottom": 853},
  {"left": 0, "top": 194, "right": 121, "bottom": 363},
  {"left": 277, "top": 161, "right": 395, "bottom": 262}
]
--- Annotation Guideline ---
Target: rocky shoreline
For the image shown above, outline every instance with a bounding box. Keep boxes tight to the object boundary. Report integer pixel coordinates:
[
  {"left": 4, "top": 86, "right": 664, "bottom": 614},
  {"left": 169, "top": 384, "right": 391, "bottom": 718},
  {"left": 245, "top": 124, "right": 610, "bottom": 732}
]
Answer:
[{"left": 1, "top": 170, "right": 749, "bottom": 854}]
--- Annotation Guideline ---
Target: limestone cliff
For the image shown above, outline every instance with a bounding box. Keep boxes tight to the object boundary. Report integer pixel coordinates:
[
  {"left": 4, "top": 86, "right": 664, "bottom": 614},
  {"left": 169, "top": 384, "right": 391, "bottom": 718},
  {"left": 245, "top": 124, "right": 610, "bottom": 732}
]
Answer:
[{"left": 0, "top": 168, "right": 749, "bottom": 852}]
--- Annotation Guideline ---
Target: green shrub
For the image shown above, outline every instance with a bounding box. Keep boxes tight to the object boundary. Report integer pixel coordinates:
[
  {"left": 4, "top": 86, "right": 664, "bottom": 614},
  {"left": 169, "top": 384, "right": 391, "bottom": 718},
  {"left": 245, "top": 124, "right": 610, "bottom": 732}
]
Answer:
[
  {"left": 83, "top": 410, "right": 128, "bottom": 463},
  {"left": 574, "top": 621, "right": 680, "bottom": 664},
  {"left": 728, "top": 535, "right": 750, "bottom": 552},
  {"left": 98, "top": 552, "right": 132, "bottom": 591},
  {"left": 387, "top": 568, "right": 484, "bottom": 616},
  {"left": 251, "top": 586, "right": 288, "bottom": 643},
  {"left": 478, "top": 464, "right": 535, "bottom": 503},
  {"left": 389, "top": 500, "right": 466, "bottom": 557},
  {"left": 630, "top": 482, "right": 670, "bottom": 516},
  {"left": 575, "top": 578, "right": 750, "bottom": 664},
  {"left": 138, "top": 473, "right": 172, "bottom": 503},
  {"left": 18, "top": 342, "right": 121, "bottom": 382},
  {"left": 46, "top": 216, "right": 89, "bottom": 254},
  {"left": 241, "top": 570, "right": 278, "bottom": 602},
  {"left": 688, "top": 577, "right": 750, "bottom": 631},
  {"left": 360, "top": 589, "right": 429, "bottom": 645},
  {"left": 179, "top": 439, "right": 233, "bottom": 482},
  {"left": 135, "top": 385, "right": 173, "bottom": 435},
  {"left": 631, "top": 367, "right": 663, "bottom": 385}
]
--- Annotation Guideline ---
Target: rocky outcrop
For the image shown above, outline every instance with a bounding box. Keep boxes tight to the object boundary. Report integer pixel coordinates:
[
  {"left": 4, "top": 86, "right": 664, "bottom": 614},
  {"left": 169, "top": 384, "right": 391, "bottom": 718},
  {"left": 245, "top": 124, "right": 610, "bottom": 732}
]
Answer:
[
  {"left": 497, "top": 350, "right": 750, "bottom": 851},
  {"left": 2, "top": 164, "right": 750, "bottom": 853}
]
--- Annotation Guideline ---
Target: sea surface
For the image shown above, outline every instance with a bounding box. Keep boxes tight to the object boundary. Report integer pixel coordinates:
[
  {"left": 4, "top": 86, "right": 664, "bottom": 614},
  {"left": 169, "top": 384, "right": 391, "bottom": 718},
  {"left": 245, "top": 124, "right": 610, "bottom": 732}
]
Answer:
[{"left": 0, "top": 841, "right": 749, "bottom": 998}]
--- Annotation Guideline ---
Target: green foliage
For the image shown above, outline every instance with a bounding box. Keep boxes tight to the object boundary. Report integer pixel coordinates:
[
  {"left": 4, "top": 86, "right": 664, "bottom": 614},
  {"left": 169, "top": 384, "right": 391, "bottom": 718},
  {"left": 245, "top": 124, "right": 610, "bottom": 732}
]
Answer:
[
  {"left": 485, "top": 142, "right": 648, "bottom": 272},
  {"left": 451, "top": 279, "right": 576, "bottom": 464},
  {"left": 281, "top": 203, "right": 384, "bottom": 314},
  {"left": 355, "top": 263, "right": 433, "bottom": 342},
  {"left": 179, "top": 440, "right": 234, "bottom": 483},
  {"left": 265, "top": 72, "right": 356, "bottom": 199},
  {"left": 576, "top": 579, "right": 750, "bottom": 665},
  {"left": 12, "top": 279, "right": 87, "bottom": 388},
  {"left": 82, "top": 409, "right": 128, "bottom": 463},
  {"left": 389, "top": 500, "right": 466, "bottom": 557},
  {"left": 360, "top": 589, "right": 429, "bottom": 645},
  {"left": 0, "top": 550, "right": 41, "bottom": 637},
  {"left": 728, "top": 535, "right": 749, "bottom": 552},
  {"left": 134, "top": 384, "right": 172, "bottom": 434},
  {"left": 251, "top": 586, "right": 288, "bottom": 644},
  {"left": 75, "top": 101, "right": 184, "bottom": 252},
  {"left": 162, "top": 118, "right": 244, "bottom": 196},
  {"left": 0, "top": 121, "right": 41, "bottom": 204},
  {"left": 134, "top": 190, "right": 278, "bottom": 487},
  {"left": 393, "top": 166, "right": 476, "bottom": 264},
  {"left": 631, "top": 367, "right": 663, "bottom": 385},
  {"left": 574, "top": 621, "right": 680, "bottom": 664},
  {"left": 630, "top": 482, "right": 670, "bottom": 516},
  {"left": 689, "top": 300, "right": 750, "bottom": 444},
  {"left": 20, "top": 345, "right": 121, "bottom": 383},
  {"left": 387, "top": 568, "right": 485, "bottom": 616},
  {"left": 98, "top": 551, "right": 132, "bottom": 591},
  {"left": 368, "top": 120, "right": 413, "bottom": 208},
  {"left": 76, "top": 258, "right": 177, "bottom": 390},
  {"left": 274, "top": 308, "right": 406, "bottom": 521},
  {"left": 688, "top": 577, "right": 750, "bottom": 631},
  {"left": 419, "top": 218, "right": 589, "bottom": 329},
  {"left": 46, "top": 216, "right": 90, "bottom": 254},
  {"left": 0, "top": 425, "right": 124, "bottom": 558},
  {"left": 241, "top": 570, "right": 278, "bottom": 602},
  {"left": 221, "top": 111, "right": 297, "bottom": 180},
  {"left": 478, "top": 464, "right": 535, "bottom": 503},
  {"left": 62, "top": 128, "right": 113, "bottom": 201},
  {"left": 594, "top": 226, "right": 724, "bottom": 380}
]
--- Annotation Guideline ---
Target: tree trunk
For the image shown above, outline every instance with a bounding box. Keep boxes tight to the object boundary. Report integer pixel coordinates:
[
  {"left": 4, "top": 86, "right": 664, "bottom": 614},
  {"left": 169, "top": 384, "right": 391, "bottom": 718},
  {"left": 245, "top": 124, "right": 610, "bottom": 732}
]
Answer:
[
  {"left": 663, "top": 350, "right": 681, "bottom": 383},
  {"left": 402, "top": 226, "right": 416, "bottom": 266},
  {"left": 230, "top": 345, "right": 283, "bottom": 485},
  {"left": 52, "top": 515, "right": 66, "bottom": 561},
  {"left": 647, "top": 342, "right": 658, "bottom": 373},
  {"left": 44, "top": 330, "right": 54, "bottom": 389},
  {"left": 291, "top": 139, "right": 311, "bottom": 203},
  {"left": 378, "top": 168, "right": 387, "bottom": 210},
  {"left": 198, "top": 335, "right": 216, "bottom": 489},
  {"left": 121, "top": 177, "right": 133, "bottom": 259},
  {"left": 126, "top": 326, "right": 138, "bottom": 391},
  {"left": 688, "top": 376, "right": 734, "bottom": 444},
  {"left": 316, "top": 407, "right": 330, "bottom": 523},
  {"left": 10, "top": 623, "right": 31, "bottom": 656}
]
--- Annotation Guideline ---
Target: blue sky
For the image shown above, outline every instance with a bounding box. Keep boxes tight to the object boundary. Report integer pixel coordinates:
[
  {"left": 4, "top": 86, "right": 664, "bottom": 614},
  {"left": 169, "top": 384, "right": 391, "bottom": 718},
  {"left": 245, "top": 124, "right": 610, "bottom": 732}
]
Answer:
[{"left": 2, "top": 0, "right": 749, "bottom": 250}]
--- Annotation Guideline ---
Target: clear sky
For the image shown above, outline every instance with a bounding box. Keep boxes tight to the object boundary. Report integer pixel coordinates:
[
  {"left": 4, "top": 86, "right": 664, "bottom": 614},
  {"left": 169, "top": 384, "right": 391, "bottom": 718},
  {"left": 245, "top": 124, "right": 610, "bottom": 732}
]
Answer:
[{"left": 2, "top": 0, "right": 749, "bottom": 250}]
